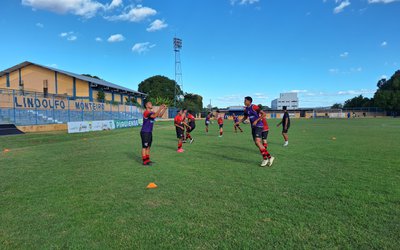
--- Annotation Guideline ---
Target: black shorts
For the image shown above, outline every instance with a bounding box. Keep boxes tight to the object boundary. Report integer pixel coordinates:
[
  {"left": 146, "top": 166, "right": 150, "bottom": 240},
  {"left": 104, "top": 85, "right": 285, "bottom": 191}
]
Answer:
[
  {"left": 252, "top": 127, "right": 263, "bottom": 141},
  {"left": 262, "top": 130, "right": 269, "bottom": 140},
  {"left": 140, "top": 132, "right": 152, "bottom": 148},
  {"left": 176, "top": 127, "right": 184, "bottom": 139},
  {"left": 282, "top": 127, "right": 290, "bottom": 133},
  {"left": 219, "top": 124, "right": 224, "bottom": 129},
  {"left": 187, "top": 123, "right": 196, "bottom": 132}
]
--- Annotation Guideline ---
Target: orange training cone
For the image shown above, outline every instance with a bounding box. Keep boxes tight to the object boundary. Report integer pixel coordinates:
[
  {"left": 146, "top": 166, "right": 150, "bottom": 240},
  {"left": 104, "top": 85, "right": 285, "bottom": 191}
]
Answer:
[
  {"left": 146, "top": 182, "right": 158, "bottom": 189},
  {"left": 3, "top": 149, "right": 10, "bottom": 153}
]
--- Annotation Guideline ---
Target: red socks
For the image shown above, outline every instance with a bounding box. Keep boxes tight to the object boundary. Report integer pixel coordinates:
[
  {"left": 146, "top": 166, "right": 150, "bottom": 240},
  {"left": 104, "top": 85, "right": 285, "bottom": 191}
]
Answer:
[
  {"left": 259, "top": 148, "right": 271, "bottom": 160},
  {"left": 220, "top": 131, "right": 223, "bottom": 136},
  {"left": 263, "top": 143, "right": 268, "bottom": 148},
  {"left": 142, "top": 155, "right": 150, "bottom": 164},
  {"left": 178, "top": 142, "right": 183, "bottom": 149},
  {"left": 186, "top": 133, "right": 192, "bottom": 139}
]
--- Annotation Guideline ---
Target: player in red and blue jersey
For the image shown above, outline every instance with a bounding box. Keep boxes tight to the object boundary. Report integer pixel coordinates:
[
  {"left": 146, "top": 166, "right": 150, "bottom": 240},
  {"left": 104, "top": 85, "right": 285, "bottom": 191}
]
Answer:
[
  {"left": 216, "top": 110, "right": 224, "bottom": 137},
  {"left": 241, "top": 96, "right": 274, "bottom": 167},
  {"left": 232, "top": 113, "right": 243, "bottom": 133},
  {"left": 185, "top": 110, "right": 196, "bottom": 144},
  {"left": 140, "top": 102, "right": 167, "bottom": 166},
  {"left": 174, "top": 110, "right": 190, "bottom": 153},
  {"left": 205, "top": 112, "right": 212, "bottom": 133},
  {"left": 258, "top": 104, "right": 269, "bottom": 149}
]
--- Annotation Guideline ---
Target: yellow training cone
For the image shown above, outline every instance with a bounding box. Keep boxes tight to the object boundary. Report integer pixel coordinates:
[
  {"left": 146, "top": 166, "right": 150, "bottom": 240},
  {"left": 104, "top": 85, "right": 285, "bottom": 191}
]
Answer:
[
  {"left": 146, "top": 182, "right": 158, "bottom": 189},
  {"left": 332, "top": 137, "right": 336, "bottom": 140}
]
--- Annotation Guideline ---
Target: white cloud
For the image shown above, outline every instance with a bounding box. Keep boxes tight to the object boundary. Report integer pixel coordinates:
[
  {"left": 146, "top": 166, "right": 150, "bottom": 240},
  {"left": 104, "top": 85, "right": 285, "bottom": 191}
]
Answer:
[
  {"left": 107, "top": 0, "right": 122, "bottom": 10},
  {"left": 337, "top": 89, "right": 375, "bottom": 95},
  {"left": 381, "top": 41, "right": 388, "bottom": 47},
  {"left": 106, "top": 5, "right": 157, "bottom": 22},
  {"left": 60, "top": 31, "right": 77, "bottom": 41},
  {"left": 95, "top": 37, "right": 103, "bottom": 42},
  {"left": 230, "top": 0, "right": 260, "bottom": 5},
  {"left": 334, "top": 0, "right": 351, "bottom": 14},
  {"left": 340, "top": 52, "right": 349, "bottom": 57},
  {"left": 107, "top": 34, "right": 125, "bottom": 42},
  {"left": 381, "top": 75, "right": 388, "bottom": 79},
  {"left": 146, "top": 19, "right": 168, "bottom": 32},
  {"left": 368, "top": 0, "right": 400, "bottom": 3},
  {"left": 36, "top": 22, "right": 44, "bottom": 28},
  {"left": 350, "top": 67, "right": 363, "bottom": 72},
  {"left": 132, "top": 42, "right": 156, "bottom": 54},
  {"left": 22, "top": 0, "right": 105, "bottom": 18},
  {"left": 329, "top": 68, "right": 340, "bottom": 73}
]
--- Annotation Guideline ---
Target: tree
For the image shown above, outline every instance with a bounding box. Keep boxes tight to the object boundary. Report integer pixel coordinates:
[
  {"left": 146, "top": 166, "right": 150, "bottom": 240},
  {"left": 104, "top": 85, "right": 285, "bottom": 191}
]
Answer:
[
  {"left": 82, "top": 74, "right": 101, "bottom": 80},
  {"left": 331, "top": 103, "right": 343, "bottom": 109},
  {"left": 138, "top": 75, "right": 183, "bottom": 103},
  {"left": 96, "top": 90, "right": 105, "bottom": 102},
  {"left": 343, "top": 95, "right": 374, "bottom": 108},
  {"left": 182, "top": 93, "right": 203, "bottom": 114},
  {"left": 374, "top": 70, "right": 400, "bottom": 111}
]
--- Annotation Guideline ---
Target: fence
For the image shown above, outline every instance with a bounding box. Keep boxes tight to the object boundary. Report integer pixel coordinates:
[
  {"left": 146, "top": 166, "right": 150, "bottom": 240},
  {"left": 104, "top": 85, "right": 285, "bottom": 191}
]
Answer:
[{"left": 0, "top": 88, "right": 144, "bottom": 126}]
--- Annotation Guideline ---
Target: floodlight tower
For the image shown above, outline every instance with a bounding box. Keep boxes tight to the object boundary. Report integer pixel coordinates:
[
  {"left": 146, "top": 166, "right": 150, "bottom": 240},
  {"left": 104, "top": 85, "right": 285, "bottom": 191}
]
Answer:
[{"left": 173, "top": 37, "right": 183, "bottom": 107}]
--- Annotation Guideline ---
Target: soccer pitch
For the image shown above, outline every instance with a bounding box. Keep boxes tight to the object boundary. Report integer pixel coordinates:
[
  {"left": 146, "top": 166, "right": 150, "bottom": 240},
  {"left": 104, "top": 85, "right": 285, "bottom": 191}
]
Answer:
[{"left": 1, "top": 118, "right": 399, "bottom": 249}]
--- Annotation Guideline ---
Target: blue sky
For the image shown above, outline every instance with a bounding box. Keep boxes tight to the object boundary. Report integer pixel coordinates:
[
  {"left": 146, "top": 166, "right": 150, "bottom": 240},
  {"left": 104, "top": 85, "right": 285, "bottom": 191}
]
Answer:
[{"left": 0, "top": 0, "right": 399, "bottom": 107}]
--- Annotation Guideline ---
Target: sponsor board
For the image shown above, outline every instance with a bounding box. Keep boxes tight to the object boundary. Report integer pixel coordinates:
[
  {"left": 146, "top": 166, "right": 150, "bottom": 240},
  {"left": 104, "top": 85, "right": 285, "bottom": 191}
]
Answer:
[{"left": 68, "top": 120, "right": 115, "bottom": 134}]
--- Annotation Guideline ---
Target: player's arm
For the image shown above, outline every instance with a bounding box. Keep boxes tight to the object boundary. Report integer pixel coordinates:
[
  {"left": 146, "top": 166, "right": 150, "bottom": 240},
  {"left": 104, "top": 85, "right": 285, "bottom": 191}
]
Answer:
[
  {"left": 241, "top": 109, "right": 248, "bottom": 123},
  {"left": 149, "top": 105, "right": 164, "bottom": 119},
  {"left": 174, "top": 123, "right": 184, "bottom": 130},
  {"left": 284, "top": 117, "right": 288, "bottom": 130},
  {"left": 157, "top": 104, "right": 167, "bottom": 118},
  {"left": 277, "top": 120, "right": 282, "bottom": 127},
  {"left": 251, "top": 106, "right": 263, "bottom": 126},
  {"left": 182, "top": 121, "right": 191, "bottom": 130}
]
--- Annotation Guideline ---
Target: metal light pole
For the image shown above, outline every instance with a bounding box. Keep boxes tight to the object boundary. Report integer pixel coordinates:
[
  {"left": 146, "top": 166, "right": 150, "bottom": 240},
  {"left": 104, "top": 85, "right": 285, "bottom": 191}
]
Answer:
[{"left": 173, "top": 37, "right": 183, "bottom": 107}]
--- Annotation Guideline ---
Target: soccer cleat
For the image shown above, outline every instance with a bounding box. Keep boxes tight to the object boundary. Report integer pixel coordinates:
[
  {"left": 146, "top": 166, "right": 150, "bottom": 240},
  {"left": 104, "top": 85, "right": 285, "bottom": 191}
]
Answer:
[
  {"left": 183, "top": 140, "right": 187, "bottom": 143},
  {"left": 190, "top": 138, "right": 194, "bottom": 144},
  {"left": 268, "top": 156, "right": 275, "bottom": 167},
  {"left": 283, "top": 141, "right": 288, "bottom": 147},
  {"left": 261, "top": 159, "right": 269, "bottom": 167},
  {"left": 177, "top": 148, "right": 184, "bottom": 153}
]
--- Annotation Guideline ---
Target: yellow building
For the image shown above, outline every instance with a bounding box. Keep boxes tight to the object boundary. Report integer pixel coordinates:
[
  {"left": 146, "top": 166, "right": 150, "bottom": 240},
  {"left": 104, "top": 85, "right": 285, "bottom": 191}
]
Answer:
[{"left": 0, "top": 61, "right": 146, "bottom": 105}]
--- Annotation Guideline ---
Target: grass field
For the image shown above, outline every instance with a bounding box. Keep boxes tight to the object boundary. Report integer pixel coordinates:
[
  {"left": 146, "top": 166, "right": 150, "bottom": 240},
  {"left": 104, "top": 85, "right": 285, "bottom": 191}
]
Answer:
[{"left": 1, "top": 118, "right": 399, "bottom": 249}]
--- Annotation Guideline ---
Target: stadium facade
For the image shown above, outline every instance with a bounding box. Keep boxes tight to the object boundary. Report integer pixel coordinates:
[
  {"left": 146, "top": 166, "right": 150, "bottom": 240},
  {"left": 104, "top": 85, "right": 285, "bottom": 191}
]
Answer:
[
  {"left": 0, "top": 62, "right": 146, "bottom": 126},
  {"left": 0, "top": 61, "right": 146, "bottom": 104}
]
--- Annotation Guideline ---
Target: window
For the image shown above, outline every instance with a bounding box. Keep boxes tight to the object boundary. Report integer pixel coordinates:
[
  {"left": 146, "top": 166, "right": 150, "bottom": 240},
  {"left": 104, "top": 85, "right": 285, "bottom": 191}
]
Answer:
[{"left": 43, "top": 80, "right": 48, "bottom": 97}]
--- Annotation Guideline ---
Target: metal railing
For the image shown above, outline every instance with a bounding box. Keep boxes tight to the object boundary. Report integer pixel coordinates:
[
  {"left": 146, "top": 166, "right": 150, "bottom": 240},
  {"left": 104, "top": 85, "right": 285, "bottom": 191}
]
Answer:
[{"left": 0, "top": 88, "right": 144, "bottom": 125}]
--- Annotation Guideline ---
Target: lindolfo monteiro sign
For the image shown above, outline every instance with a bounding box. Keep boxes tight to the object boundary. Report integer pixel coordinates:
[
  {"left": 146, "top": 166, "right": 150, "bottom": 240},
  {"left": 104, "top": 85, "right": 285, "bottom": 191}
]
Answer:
[{"left": 13, "top": 96, "right": 105, "bottom": 111}]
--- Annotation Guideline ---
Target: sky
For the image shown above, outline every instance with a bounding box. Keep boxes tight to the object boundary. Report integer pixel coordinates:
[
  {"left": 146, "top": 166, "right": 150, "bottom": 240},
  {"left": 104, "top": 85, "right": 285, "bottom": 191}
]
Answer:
[{"left": 0, "top": 0, "right": 399, "bottom": 108}]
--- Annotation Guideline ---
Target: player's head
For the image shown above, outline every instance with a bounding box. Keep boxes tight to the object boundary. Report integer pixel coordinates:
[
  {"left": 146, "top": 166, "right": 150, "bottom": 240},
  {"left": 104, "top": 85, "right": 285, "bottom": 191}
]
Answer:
[
  {"left": 145, "top": 101, "right": 153, "bottom": 109},
  {"left": 258, "top": 104, "right": 262, "bottom": 109},
  {"left": 283, "top": 106, "right": 287, "bottom": 111},
  {"left": 244, "top": 96, "right": 253, "bottom": 107}
]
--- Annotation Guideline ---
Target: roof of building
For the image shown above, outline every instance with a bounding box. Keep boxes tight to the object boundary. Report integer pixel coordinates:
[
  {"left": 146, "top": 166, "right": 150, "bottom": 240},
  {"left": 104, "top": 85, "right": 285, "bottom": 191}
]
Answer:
[{"left": 0, "top": 61, "right": 147, "bottom": 96}]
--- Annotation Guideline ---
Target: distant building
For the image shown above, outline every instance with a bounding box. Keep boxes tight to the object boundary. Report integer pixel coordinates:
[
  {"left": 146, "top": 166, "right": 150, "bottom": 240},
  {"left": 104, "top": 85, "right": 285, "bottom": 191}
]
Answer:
[{"left": 271, "top": 93, "right": 299, "bottom": 110}]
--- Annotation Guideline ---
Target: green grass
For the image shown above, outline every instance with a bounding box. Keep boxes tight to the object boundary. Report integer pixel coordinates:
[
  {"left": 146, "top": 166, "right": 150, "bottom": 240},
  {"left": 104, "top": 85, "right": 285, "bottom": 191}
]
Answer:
[{"left": 1, "top": 118, "right": 399, "bottom": 249}]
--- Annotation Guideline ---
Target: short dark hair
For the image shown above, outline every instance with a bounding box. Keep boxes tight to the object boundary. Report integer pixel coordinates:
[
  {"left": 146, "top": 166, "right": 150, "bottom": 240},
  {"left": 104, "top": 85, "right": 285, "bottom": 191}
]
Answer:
[
  {"left": 245, "top": 96, "right": 253, "bottom": 103},
  {"left": 283, "top": 106, "right": 287, "bottom": 110}
]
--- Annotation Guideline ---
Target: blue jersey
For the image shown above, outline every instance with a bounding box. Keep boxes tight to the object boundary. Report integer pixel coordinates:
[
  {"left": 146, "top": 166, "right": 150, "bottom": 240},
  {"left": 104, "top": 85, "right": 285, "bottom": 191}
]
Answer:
[
  {"left": 141, "top": 110, "right": 155, "bottom": 133},
  {"left": 245, "top": 104, "right": 263, "bottom": 128}
]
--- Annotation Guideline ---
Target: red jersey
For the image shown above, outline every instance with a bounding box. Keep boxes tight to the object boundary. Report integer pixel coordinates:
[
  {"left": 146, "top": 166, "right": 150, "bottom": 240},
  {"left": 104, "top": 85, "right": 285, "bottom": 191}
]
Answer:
[
  {"left": 187, "top": 114, "right": 195, "bottom": 122},
  {"left": 218, "top": 117, "right": 223, "bottom": 125},
  {"left": 262, "top": 117, "right": 269, "bottom": 131},
  {"left": 174, "top": 114, "right": 183, "bottom": 126}
]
